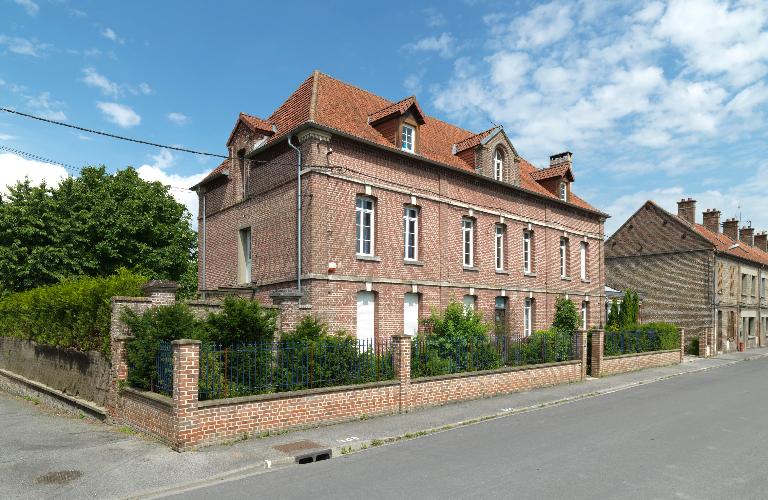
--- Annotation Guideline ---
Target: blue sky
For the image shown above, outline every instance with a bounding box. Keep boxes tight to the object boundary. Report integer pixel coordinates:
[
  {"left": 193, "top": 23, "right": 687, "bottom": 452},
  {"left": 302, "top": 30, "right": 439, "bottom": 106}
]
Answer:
[{"left": 2, "top": 0, "right": 768, "bottom": 234}]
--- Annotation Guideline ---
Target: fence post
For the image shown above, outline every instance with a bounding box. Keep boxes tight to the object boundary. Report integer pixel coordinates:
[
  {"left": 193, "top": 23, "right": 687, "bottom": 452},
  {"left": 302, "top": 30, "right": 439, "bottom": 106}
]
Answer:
[
  {"left": 591, "top": 329, "right": 604, "bottom": 377},
  {"left": 580, "top": 330, "right": 588, "bottom": 380},
  {"left": 172, "top": 339, "right": 200, "bottom": 451},
  {"left": 698, "top": 328, "right": 708, "bottom": 358},
  {"left": 392, "top": 336, "right": 412, "bottom": 413},
  {"left": 679, "top": 328, "right": 685, "bottom": 362},
  {"left": 106, "top": 334, "right": 131, "bottom": 420}
]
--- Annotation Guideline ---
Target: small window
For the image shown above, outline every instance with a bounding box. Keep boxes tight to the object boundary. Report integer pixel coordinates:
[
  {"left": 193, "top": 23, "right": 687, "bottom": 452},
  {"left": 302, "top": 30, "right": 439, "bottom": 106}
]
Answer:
[
  {"left": 524, "top": 298, "right": 534, "bottom": 337},
  {"left": 493, "top": 148, "right": 503, "bottom": 181},
  {"left": 403, "top": 206, "right": 419, "bottom": 261},
  {"left": 580, "top": 242, "right": 588, "bottom": 281},
  {"left": 238, "top": 227, "right": 252, "bottom": 284},
  {"left": 401, "top": 124, "right": 415, "bottom": 153},
  {"left": 560, "top": 237, "right": 569, "bottom": 278},
  {"left": 356, "top": 197, "right": 375, "bottom": 256},
  {"left": 581, "top": 301, "right": 588, "bottom": 330},
  {"left": 559, "top": 182, "right": 567, "bottom": 202},
  {"left": 463, "top": 294, "right": 476, "bottom": 312},
  {"left": 523, "top": 229, "right": 533, "bottom": 273},
  {"left": 495, "top": 297, "right": 507, "bottom": 335},
  {"left": 495, "top": 224, "right": 505, "bottom": 271},
  {"left": 462, "top": 218, "right": 474, "bottom": 267}
]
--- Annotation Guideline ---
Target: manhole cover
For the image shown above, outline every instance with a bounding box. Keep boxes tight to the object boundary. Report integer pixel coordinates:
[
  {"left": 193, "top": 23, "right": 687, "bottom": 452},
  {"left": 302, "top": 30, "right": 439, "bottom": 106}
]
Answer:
[
  {"left": 34, "top": 470, "right": 83, "bottom": 485},
  {"left": 273, "top": 440, "right": 324, "bottom": 454}
]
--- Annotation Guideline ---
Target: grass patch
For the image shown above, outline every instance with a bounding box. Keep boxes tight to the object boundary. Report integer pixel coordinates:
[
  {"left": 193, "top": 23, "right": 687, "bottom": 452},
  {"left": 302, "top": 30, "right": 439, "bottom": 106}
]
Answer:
[
  {"left": 23, "top": 396, "right": 40, "bottom": 405},
  {"left": 117, "top": 426, "right": 137, "bottom": 435}
]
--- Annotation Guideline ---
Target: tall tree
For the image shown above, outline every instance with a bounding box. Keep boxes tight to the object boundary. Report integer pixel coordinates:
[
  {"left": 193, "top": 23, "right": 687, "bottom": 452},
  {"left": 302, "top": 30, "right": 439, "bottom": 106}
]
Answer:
[{"left": 0, "top": 166, "right": 196, "bottom": 295}]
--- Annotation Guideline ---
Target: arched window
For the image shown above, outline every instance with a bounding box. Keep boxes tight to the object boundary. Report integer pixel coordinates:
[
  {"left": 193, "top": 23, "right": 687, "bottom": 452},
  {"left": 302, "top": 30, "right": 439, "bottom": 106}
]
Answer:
[{"left": 493, "top": 148, "right": 504, "bottom": 181}]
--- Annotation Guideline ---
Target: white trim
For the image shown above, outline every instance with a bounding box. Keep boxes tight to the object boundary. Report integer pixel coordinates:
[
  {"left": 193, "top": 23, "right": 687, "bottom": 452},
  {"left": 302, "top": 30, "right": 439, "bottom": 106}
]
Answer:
[
  {"left": 403, "top": 205, "right": 419, "bottom": 261},
  {"left": 523, "top": 229, "right": 532, "bottom": 274},
  {"left": 495, "top": 224, "right": 505, "bottom": 271},
  {"left": 355, "top": 196, "right": 375, "bottom": 256},
  {"left": 462, "top": 218, "right": 474, "bottom": 267},
  {"left": 401, "top": 124, "right": 415, "bottom": 153}
]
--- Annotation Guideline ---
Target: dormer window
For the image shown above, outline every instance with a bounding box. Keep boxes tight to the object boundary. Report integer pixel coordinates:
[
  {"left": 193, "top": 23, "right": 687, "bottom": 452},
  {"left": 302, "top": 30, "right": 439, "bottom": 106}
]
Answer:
[
  {"left": 493, "top": 148, "right": 503, "bottom": 181},
  {"left": 401, "top": 125, "right": 415, "bottom": 153},
  {"left": 559, "top": 181, "right": 567, "bottom": 202}
]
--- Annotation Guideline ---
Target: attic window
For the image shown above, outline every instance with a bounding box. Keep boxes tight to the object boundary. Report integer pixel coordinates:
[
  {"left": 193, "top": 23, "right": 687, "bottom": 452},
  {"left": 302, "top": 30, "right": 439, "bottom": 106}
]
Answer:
[
  {"left": 401, "top": 125, "right": 415, "bottom": 153},
  {"left": 493, "top": 148, "right": 504, "bottom": 181},
  {"left": 559, "top": 181, "right": 567, "bottom": 202}
]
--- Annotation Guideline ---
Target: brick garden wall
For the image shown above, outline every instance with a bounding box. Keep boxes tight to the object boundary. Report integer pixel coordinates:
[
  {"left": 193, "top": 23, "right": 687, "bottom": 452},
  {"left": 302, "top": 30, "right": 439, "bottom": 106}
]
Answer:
[
  {"left": 119, "top": 389, "right": 175, "bottom": 443},
  {"left": 599, "top": 350, "right": 682, "bottom": 377}
]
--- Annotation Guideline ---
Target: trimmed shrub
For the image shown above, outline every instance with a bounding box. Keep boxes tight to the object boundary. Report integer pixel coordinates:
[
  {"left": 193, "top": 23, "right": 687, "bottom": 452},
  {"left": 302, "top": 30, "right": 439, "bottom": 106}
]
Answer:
[
  {"left": 552, "top": 297, "right": 580, "bottom": 333},
  {"left": 604, "top": 322, "right": 680, "bottom": 356},
  {"left": 0, "top": 269, "right": 146, "bottom": 353}
]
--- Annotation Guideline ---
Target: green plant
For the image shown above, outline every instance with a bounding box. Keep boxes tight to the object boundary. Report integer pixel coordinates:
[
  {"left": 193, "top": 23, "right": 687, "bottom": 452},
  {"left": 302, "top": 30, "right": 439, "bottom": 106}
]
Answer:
[
  {"left": 687, "top": 336, "right": 699, "bottom": 355},
  {"left": 607, "top": 298, "right": 620, "bottom": 329},
  {"left": 552, "top": 297, "right": 580, "bottom": 333},
  {"left": 0, "top": 269, "right": 146, "bottom": 353},
  {"left": 205, "top": 297, "right": 278, "bottom": 345}
]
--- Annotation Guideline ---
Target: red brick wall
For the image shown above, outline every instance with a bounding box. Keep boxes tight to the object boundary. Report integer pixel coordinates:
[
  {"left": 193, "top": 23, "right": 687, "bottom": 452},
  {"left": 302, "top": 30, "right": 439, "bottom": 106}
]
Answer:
[
  {"left": 600, "top": 350, "right": 681, "bottom": 376},
  {"left": 120, "top": 390, "right": 175, "bottom": 444}
]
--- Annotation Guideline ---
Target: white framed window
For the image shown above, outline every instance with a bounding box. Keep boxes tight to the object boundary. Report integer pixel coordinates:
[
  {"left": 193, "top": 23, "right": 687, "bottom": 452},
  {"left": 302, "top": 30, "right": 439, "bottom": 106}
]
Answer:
[
  {"left": 463, "top": 294, "right": 476, "bottom": 312},
  {"left": 559, "top": 182, "right": 567, "bottom": 201},
  {"left": 401, "top": 124, "right": 415, "bottom": 153},
  {"left": 580, "top": 242, "right": 588, "bottom": 280},
  {"left": 356, "top": 197, "right": 374, "bottom": 256},
  {"left": 403, "top": 206, "right": 419, "bottom": 261},
  {"left": 495, "top": 224, "right": 505, "bottom": 271},
  {"left": 560, "top": 237, "right": 568, "bottom": 278},
  {"left": 493, "top": 148, "right": 503, "bottom": 181},
  {"left": 523, "top": 230, "right": 532, "bottom": 273},
  {"left": 403, "top": 293, "right": 419, "bottom": 336},
  {"left": 524, "top": 298, "right": 533, "bottom": 337},
  {"left": 462, "top": 218, "right": 474, "bottom": 267},
  {"left": 238, "top": 227, "right": 252, "bottom": 284},
  {"left": 356, "top": 291, "right": 375, "bottom": 343},
  {"left": 581, "top": 301, "right": 588, "bottom": 330}
]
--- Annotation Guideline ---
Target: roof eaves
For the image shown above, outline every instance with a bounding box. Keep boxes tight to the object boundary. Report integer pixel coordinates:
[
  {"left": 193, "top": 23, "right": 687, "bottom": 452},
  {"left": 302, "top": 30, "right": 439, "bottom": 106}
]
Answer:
[{"left": 190, "top": 168, "right": 229, "bottom": 191}]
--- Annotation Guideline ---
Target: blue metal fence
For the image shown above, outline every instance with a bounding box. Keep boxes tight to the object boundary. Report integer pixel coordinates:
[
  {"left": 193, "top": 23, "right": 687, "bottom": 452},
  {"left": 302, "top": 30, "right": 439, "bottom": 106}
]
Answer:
[
  {"left": 154, "top": 340, "right": 173, "bottom": 395},
  {"left": 198, "top": 338, "right": 395, "bottom": 401},
  {"left": 411, "top": 331, "right": 580, "bottom": 378},
  {"left": 604, "top": 329, "right": 661, "bottom": 356}
]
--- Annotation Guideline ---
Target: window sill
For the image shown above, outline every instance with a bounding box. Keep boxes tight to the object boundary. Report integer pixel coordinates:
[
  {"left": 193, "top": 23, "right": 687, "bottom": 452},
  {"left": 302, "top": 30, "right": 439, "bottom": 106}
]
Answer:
[
  {"left": 581, "top": 278, "right": 591, "bottom": 284},
  {"left": 523, "top": 272, "right": 537, "bottom": 278},
  {"left": 356, "top": 254, "right": 381, "bottom": 262},
  {"left": 404, "top": 259, "right": 424, "bottom": 266},
  {"left": 495, "top": 269, "right": 510, "bottom": 275},
  {"left": 463, "top": 265, "right": 480, "bottom": 272},
  {"left": 560, "top": 276, "right": 572, "bottom": 281}
]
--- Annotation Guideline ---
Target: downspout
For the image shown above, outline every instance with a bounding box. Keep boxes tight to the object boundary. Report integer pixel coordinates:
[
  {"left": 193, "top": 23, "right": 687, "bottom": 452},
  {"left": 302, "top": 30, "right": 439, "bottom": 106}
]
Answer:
[
  {"left": 287, "top": 135, "right": 302, "bottom": 294},
  {"left": 201, "top": 190, "right": 207, "bottom": 300}
]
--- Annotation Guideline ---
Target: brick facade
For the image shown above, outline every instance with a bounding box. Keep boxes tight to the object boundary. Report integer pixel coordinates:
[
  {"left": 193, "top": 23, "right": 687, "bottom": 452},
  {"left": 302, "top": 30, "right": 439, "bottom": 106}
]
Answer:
[{"left": 196, "top": 72, "right": 607, "bottom": 341}]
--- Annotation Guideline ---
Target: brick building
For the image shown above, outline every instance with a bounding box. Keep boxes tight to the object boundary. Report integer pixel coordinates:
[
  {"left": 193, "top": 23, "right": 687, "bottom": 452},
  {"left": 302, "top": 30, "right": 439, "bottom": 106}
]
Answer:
[
  {"left": 606, "top": 198, "right": 768, "bottom": 353},
  {"left": 192, "top": 71, "right": 607, "bottom": 341}
]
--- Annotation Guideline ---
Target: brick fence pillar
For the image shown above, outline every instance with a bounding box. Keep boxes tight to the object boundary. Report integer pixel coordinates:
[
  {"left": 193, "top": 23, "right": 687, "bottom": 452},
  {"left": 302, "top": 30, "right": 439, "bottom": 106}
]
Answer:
[
  {"left": 106, "top": 334, "right": 131, "bottom": 419},
  {"left": 142, "top": 280, "right": 179, "bottom": 306},
  {"left": 271, "top": 289, "right": 304, "bottom": 335},
  {"left": 679, "top": 328, "right": 685, "bottom": 362},
  {"left": 591, "top": 329, "right": 604, "bottom": 377},
  {"left": 698, "top": 328, "right": 709, "bottom": 358},
  {"left": 579, "top": 330, "right": 588, "bottom": 380},
  {"left": 392, "top": 335, "right": 412, "bottom": 413},
  {"left": 172, "top": 339, "right": 200, "bottom": 451}
]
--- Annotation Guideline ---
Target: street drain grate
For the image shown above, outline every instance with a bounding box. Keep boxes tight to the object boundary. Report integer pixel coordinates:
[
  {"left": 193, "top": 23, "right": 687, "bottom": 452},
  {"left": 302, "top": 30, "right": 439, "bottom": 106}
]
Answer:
[
  {"left": 34, "top": 470, "right": 83, "bottom": 485},
  {"left": 273, "top": 440, "right": 332, "bottom": 464}
]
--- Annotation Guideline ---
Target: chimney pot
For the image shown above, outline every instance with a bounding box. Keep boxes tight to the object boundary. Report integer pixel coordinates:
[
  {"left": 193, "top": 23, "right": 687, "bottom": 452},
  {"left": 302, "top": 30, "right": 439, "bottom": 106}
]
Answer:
[
  {"left": 723, "top": 218, "right": 739, "bottom": 241},
  {"left": 703, "top": 208, "right": 721, "bottom": 233},
  {"left": 754, "top": 232, "right": 768, "bottom": 252},
  {"left": 549, "top": 151, "right": 573, "bottom": 168},
  {"left": 740, "top": 226, "right": 755, "bottom": 246},
  {"left": 677, "top": 198, "right": 696, "bottom": 224}
]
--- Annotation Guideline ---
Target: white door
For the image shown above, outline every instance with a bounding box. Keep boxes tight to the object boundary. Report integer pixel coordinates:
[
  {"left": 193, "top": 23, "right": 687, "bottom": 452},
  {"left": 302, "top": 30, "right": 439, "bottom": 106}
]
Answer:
[
  {"left": 356, "top": 291, "right": 375, "bottom": 344},
  {"left": 403, "top": 293, "right": 419, "bottom": 336}
]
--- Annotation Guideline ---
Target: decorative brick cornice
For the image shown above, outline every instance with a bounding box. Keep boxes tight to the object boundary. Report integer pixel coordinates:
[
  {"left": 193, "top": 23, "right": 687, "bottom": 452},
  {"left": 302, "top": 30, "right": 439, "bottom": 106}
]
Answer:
[{"left": 297, "top": 127, "right": 332, "bottom": 144}]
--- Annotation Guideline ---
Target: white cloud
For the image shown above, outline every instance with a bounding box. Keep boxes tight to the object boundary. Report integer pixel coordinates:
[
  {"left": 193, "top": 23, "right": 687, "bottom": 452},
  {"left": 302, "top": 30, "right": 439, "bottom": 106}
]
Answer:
[
  {"left": 135, "top": 149, "right": 208, "bottom": 225},
  {"left": 0, "top": 133, "right": 17, "bottom": 141},
  {"left": 101, "top": 28, "right": 124, "bottom": 44},
  {"left": 408, "top": 33, "right": 455, "bottom": 58},
  {"left": 423, "top": 7, "right": 446, "bottom": 27},
  {"left": 0, "top": 153, "right": 68, "bottom": 196},
  {"left": 0, "top": 35, "right": 49, "bottom": 57},
  {"left": 167, "top": 112, "right": 189, "bottom": 126},
  {"left": 138, "top": 83, "right": 153, "bottom": 95},
  {"left": 27, "top": 92, "right": 67, "bottom": 120},
  {"left": 13, "top": 0, "right": 39, "bottom": 16},
  {"left": 97, "top": 102, "right": 140, "bottom": 128},
  {"left": 81, "top": 67, "right": 119, "bottom": 97},
  {"left": 512, "top": 1, "right": 573, "bottom": 49}
]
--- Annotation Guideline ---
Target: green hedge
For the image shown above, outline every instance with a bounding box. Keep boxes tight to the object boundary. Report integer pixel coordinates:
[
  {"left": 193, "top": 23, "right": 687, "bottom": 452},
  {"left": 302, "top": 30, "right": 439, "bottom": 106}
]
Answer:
[
  {"left": 0, "top": 269, "right": 146, "bottom": 353},
  {"left": 604, "top": 322, "right": 680, "bottom": 356}
]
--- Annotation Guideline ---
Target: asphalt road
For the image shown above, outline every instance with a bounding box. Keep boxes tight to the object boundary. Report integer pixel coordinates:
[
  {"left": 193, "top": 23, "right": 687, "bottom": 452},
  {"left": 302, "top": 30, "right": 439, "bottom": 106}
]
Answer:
[{"left": 166, "top": 357, "right": 768, "bottom": 500}]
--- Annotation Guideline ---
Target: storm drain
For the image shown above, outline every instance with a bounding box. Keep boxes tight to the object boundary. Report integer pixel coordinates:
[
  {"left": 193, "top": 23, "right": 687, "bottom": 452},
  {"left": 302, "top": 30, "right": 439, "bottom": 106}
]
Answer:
[{"left": 273, "top": 440, "right": 332, "bottom": 464}]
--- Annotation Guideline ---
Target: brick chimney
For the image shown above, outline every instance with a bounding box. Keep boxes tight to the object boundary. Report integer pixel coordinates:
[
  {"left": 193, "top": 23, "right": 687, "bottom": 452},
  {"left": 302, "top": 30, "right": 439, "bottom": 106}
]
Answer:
[
  {"left": 754, "top": 232, "right": 768, "bottom": 252},
  {"left": 723, "top": 218, "right": 739, "bottom": 241},
  {"left": 740, "top": 226, "right": 755, "bottom": 246},
  {"left": 703, "top": 209, "right": 721, "bottom": 233},
  {"left": 676, "top": 198, "right": 696, "bottom": 224},
  {"left": 549, "top": 151, "right": 572, "bottom": 169}
]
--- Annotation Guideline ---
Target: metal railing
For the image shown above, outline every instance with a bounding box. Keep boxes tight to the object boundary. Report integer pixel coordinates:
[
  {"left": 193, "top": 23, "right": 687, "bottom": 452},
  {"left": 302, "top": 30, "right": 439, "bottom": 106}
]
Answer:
[
  {"left": 155, "top": 340, "right": 173, "bottom": 395},
  {"left": 198, "top": 338, "right": 395, "bottom": 401},
  {"left": 411, "top": 331, "right": 579, "bottom": 378}
]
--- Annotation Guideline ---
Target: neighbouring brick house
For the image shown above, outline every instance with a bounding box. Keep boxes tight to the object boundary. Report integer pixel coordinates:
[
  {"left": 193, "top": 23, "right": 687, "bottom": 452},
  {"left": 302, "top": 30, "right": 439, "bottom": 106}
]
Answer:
[
  {"left": 606, "top": 198, "right": 768, "bottom": 353},
  {"left": 192, "top": 71, "right": 608, "bottom": 341}
]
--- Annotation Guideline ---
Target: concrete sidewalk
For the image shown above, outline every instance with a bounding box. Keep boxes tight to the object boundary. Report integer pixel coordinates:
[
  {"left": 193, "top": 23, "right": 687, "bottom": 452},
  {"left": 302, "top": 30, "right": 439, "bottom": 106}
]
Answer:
[{"left": 2, "top": 348, "right": 766, "bottom": 500}]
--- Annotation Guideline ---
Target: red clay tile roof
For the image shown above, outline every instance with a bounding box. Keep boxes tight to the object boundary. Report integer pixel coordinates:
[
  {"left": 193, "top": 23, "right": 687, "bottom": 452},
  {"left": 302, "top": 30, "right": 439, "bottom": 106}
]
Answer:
[
  {"left": 208, "top": 71, "right": 602, "bottom": 214},
  {"left": 453, "top": 127, "right": 499, "bottom": 153},
  {"left": 529, "top": 163, "right": 574, "bottom": 182},
  {"left": 239, "top": 113, "right": 273, "bottom": 135},
  {"left": 368, "top": 96, "right": 426, "bottom": 125},
  {"left": 194, "top": 159, "right": 230, "bottom": 188}
]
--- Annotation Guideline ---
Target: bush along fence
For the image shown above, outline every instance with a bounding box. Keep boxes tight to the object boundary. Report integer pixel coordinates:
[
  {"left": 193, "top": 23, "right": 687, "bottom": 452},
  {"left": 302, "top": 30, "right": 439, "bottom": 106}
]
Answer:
[
  {"left": 591, "top": 326, "right": 685, "bottom": 378},
  {"left": 109, "top": 331, "right": 588, "bottom": 451}
]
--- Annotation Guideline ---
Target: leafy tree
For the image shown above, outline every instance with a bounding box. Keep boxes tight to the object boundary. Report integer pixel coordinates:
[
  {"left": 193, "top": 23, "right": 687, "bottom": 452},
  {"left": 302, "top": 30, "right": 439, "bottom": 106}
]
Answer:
[
  {"left": 607, "top": 298, "right": 620, "bottom": 329},
  {"left": 552, "top": 296, "right": 580, "bottom": 333},
  {"left": 204, "top": 297, "right": 278, "bottom": 345},
  {"left": 617, "top": 289, "right": 639, "bottom": 328},
  {"left": 0, "top": 166, "right": 196, "bottom": 295}
]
